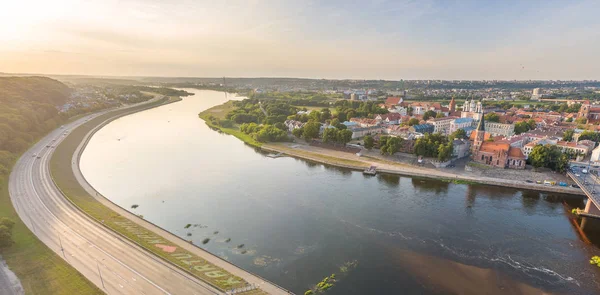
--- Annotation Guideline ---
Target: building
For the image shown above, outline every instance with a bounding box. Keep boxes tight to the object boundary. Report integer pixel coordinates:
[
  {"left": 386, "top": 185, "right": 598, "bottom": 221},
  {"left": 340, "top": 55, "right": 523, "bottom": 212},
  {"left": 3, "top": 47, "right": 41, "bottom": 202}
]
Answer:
[
  {"left": 426, "top": 116, "right": 458, "bottom": 135},
  {"left": 449, "top": 117, "right": 474, "bottom": 134},
  {"left": 284, "top": 120, "right": 305, "bottom": 132},
  {"left": 384, "top": 97, "right": 403, "bottom": 108},
  {"left": 452, "top": 139, "right": 471, "bottom": 159},
  {"left": 350, "top": 126, "right": 383, "bottom": 139},
  {"left": 448, "top": 96, "right": 456, "bottom": 113},
  {"left": 592, "top": 145, "right": 600, "bottom": 162},
  {"left": 471, "top": 113, "right": 526, "bottom": 169},
  {"left": 375, "top": 113, "right": 402, "bottom": 125},
  {"left": 349, "top": 117, "right": 379, "bottom": 127},
  {"left": 409, "top": 124, "right": 434, "bottom": 134},
  {"left": 531, "top": 88, "right": 541, "bottom": 100},
  {"left": 578, "top": 101, "right": 600, "bottom": 123},
  {"left": 522, "top": 138, "right": 590, "bottom": 158},
  {"left": 484, "top": 122, "right": 515, "bottom": 137}
]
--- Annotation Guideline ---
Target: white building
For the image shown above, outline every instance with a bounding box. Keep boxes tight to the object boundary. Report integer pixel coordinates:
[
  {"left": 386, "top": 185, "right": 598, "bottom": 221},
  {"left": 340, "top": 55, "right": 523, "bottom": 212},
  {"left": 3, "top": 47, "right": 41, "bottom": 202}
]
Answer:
[
  {"left": 484, "top": 122, "right": 515, "bottom": 137},
  {"left": 449, "top": 118, "right": 474, "bottom": 134},
  {"left": 592, "top": 145, "right": 600, "bottom": 162},
  {"left": 426, "top": 116, "right": 458, "bottom": 135}
]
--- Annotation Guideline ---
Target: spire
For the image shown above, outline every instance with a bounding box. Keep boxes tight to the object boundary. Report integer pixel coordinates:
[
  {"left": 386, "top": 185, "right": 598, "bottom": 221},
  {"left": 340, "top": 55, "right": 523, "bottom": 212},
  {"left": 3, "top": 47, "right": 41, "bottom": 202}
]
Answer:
[{"left": 477, "top": 111, "right": 485, "bottom": 131}]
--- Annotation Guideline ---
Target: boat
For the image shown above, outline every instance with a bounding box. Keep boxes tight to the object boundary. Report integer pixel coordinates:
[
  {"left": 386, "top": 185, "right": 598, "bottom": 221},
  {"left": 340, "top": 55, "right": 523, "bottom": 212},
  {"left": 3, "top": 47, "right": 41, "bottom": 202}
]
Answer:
[{"left": 363, "top": 166, "right": 377, "bottom": 175}]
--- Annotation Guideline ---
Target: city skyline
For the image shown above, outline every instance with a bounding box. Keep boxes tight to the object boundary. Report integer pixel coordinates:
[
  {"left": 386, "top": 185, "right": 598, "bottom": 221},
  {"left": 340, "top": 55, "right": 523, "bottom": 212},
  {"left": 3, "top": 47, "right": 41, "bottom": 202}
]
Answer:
[{"left": 1, "top": 0, "right": 599, "bottom": 80}]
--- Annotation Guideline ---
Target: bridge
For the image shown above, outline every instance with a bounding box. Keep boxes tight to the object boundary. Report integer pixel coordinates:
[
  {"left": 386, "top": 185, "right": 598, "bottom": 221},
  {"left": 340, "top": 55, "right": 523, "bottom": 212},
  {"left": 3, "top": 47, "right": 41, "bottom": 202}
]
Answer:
[{"left": 567, "top": 164, "right": 600, "bottom": 228}]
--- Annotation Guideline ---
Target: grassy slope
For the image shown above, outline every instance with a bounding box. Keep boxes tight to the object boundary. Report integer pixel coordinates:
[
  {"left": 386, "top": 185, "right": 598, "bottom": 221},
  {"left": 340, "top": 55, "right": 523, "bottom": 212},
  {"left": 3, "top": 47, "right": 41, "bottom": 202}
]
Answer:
[
  {"left": 198, "top": 100, "right": 263, "bottom": 148},
  {"left": 50, "top": 97, "right": 248, "bottom": 291}
]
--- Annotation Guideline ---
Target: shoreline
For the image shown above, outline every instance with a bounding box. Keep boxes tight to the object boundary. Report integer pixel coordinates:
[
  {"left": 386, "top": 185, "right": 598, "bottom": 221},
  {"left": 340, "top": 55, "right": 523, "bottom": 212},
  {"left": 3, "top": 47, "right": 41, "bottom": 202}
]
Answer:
[
  {"left": 51, "top": 94, "right": 289, "bottom": 294},
  {"left": 260, "top": 144, "right": 585, "bottom": 196}
]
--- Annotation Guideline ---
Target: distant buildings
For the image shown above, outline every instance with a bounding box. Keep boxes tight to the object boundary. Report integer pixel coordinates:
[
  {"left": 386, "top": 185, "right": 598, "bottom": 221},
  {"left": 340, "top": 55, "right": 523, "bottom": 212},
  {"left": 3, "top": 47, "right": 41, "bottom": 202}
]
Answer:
[{"left": 531, "top": 88, "right": 541, "bottom": 100}]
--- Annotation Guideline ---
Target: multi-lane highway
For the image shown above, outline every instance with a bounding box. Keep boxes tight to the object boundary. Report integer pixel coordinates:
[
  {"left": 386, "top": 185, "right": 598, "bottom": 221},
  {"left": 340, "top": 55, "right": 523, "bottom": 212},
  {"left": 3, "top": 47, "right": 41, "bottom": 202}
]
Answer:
[
  {"left": 9, "top": 112, "right": 226, "bottom": 294},
  {"left": 8, "top": 102, "right": 288, "bottom": 295}
]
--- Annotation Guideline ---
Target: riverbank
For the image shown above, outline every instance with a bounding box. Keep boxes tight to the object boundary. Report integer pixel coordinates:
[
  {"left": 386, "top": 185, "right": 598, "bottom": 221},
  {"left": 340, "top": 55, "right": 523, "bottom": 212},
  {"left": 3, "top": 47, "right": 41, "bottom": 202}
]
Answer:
[
  {"left": 51, "top": 94, "right": 288, "bottom": 294},
  {"left": 198, "top": 100, "right": 263, "bottom": 148},
  {"left": 262, "top": 142, "right": 585, "bottom": 196}
]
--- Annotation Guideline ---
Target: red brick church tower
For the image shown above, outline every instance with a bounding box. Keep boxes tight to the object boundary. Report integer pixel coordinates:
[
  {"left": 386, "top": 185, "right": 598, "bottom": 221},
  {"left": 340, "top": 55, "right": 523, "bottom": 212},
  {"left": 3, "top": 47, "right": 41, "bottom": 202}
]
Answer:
[
  {"left": 449, "top": 96, "right": 456, "bottom": 113},
  {"left": 471, "top": 111, "right": 485, "bottom": 156}
]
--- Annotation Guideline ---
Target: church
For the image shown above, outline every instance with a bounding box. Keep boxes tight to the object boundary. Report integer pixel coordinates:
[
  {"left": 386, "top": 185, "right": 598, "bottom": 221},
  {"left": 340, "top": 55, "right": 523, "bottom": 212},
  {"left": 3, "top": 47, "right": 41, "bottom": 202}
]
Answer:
[{"left": 470, "top": 112, "right": 526, "bottom": 169}]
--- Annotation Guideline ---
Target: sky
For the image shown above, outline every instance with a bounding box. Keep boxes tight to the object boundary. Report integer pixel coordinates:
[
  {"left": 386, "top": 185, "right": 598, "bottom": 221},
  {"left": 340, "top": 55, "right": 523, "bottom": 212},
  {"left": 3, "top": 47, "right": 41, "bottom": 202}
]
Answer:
[{"left": 1, "top": 0, "right": 599, "bottom": 80}]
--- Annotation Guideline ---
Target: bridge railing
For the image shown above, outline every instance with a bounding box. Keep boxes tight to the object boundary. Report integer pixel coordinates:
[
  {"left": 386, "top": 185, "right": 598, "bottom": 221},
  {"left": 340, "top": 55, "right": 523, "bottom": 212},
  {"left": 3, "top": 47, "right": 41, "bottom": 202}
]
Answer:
[{"left": 568, "top": 171, "right": 600, "bottom": 208}]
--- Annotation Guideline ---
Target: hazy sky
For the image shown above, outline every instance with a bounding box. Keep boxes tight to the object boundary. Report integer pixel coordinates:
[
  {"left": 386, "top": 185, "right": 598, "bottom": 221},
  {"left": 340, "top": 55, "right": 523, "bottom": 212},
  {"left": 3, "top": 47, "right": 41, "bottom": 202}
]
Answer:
[{"left": 1, "top": 0, "right": 599, "bottom": 80}]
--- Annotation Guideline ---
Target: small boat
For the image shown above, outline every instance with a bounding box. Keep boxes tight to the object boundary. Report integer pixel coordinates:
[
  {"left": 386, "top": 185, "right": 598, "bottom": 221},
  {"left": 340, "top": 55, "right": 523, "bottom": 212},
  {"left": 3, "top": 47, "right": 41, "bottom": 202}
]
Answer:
[{"left": 363, "top": 166, "right": 377, "bottom": 176}]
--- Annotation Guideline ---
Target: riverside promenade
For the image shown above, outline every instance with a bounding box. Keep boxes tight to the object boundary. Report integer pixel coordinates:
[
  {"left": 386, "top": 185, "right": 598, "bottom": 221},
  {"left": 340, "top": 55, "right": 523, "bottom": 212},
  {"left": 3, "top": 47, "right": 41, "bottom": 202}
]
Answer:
[{"left": 262, "top": 142, "right": 584, "bottom": 196}]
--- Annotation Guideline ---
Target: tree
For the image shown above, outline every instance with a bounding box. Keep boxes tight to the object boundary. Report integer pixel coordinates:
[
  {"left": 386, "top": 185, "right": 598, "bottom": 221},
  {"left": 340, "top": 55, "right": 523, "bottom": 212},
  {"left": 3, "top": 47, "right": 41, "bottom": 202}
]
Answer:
[
  {"left": 422, "top": 110, "right": 436, "bottom": 121},
  {"left": 484, "top": 112, "right": 500, "bottom": 123},
  {"left": 321, "top": 108, "right": 332, "bottom": 121},
  {"left": 576, "top": 117, "right": 588, "bottom": 125},
  {"left": 449, "top": 129, "right": 467, "bottom": 140},
  {"left": 292, "top": 127, "right": 304, "bottom": 138},
  {"left": 565, "top": 117, "right": 573, "bottom": 123},
  {"left": 407, "top": 118, "right": 420, "bottom": 126},
  {"left": 528, "top": 144, "right": 569, "bottom": 172},
  {"left": 364, "top": 135, "right": 374, "bottom": 150},
  {"left": 381, "top": 137, "right": 402, "bottom": 155},
  {"left": 302, "top": 121, "right": 321, "bottom": 141},
  {"left": 435, "top": 112, "right": 445, "bottom": 118},
  {"left": 0, "top": 217, "right": 15, "bottom": 248},
  {"left": 437, "top": 142, "right": 453, "bottom": 161},
  {"left": 579, "top": 130, "right": 600, "bottom": 142},
  {"left": 562, "top": 129, "right": 575, "bottom": 142}
]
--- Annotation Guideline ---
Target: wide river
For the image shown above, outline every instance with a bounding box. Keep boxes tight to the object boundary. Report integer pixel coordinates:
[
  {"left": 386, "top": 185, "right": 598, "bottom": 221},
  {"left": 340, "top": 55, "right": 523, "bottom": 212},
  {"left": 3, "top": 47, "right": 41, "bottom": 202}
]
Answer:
[{"left": 81, "top": 89, "right": 600, "bottom": 294}]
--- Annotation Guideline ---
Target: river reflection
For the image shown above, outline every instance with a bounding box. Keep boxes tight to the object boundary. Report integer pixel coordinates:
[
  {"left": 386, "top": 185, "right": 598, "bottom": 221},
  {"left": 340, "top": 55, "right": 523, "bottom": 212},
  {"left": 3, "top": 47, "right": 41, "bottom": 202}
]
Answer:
[{"left": 80, "top": 90, "right": 600, "bottom": 295}]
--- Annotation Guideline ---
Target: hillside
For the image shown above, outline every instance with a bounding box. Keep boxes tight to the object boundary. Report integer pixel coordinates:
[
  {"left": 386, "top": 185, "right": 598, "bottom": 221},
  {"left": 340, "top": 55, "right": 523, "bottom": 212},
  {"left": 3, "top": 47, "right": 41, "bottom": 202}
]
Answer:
[
  {"left": 0, "top": 77, "right": 71, "bottom": 168},
  {"left": 0, "top": 76, "right": 71, "bottom": 106}
]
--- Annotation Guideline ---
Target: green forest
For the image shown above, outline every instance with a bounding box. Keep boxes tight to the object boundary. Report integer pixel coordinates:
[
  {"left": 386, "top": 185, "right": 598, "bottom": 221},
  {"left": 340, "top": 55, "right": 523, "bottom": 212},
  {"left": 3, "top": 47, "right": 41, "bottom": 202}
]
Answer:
[{"left": 0, "top": 77, "right": 72, "bottom": 176}]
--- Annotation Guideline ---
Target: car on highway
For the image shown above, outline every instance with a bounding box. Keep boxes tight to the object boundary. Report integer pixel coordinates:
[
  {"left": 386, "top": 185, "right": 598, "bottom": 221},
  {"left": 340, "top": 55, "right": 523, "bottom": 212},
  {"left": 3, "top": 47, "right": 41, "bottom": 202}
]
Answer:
[
  {"left": 536, "top": 180, "right": 543, "bottom": 184},
  {"left": 525, "top": 180, "right": 533, "bottom": 183},
  {"left": 572, "top": 184, "right": 580, "bottom": 188},
  {"left": 36, "top": 156, "right": 41, "bottom": 159},
  {"left": 576, "top": 174, "right": 581, "bottom": 177},
  {"left": 32, "top": 154, "right": 36, "bottom": 157}
]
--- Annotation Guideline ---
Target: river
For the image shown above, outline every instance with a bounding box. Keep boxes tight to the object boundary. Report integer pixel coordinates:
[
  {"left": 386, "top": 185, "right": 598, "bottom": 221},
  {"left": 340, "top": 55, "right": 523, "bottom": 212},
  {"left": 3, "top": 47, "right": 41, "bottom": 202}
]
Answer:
[{"left": 80, "top": 89, "right": 600, "bottom": 294}]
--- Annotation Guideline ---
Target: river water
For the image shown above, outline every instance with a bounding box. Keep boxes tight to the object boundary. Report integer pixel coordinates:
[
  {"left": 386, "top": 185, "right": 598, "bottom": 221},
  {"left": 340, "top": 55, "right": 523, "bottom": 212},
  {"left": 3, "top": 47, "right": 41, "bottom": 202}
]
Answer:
[{"left": 81, "top": 89, "right": 600, "bottom": 294}]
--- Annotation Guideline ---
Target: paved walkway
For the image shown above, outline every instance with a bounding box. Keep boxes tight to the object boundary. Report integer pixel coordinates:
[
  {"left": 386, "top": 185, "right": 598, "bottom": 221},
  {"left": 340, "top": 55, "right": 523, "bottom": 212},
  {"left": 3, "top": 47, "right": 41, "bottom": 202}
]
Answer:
[{"left": 264, "top": 142, "right": 584, "bottom": 196}]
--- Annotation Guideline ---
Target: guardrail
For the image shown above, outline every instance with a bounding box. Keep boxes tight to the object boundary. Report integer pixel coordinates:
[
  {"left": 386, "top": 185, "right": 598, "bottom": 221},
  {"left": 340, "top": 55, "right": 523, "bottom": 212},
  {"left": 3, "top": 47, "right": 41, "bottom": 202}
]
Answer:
[{"left": 567, "top": 171, "right": 600, "bottom": 208}]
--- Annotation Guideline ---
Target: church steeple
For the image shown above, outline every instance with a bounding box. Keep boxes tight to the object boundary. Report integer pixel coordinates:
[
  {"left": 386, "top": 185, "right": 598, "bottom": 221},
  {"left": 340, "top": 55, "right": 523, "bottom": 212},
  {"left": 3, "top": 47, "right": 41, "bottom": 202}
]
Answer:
[
  {"left": 476, "top": 111, "right": 485, "bottom": 131},
  {"left": 449, "top": 96, "right": 456, "bottom": 113}
]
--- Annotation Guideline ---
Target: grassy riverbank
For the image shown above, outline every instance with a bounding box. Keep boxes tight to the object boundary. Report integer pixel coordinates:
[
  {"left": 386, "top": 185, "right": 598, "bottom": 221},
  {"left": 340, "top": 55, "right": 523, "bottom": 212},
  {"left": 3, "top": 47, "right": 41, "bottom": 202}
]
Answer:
[
  {"left": 198, "top": 101, "right": 263, "bottom": 148},
  {"left": 50, "top": 96, "right": 249, "bottom": 291}
]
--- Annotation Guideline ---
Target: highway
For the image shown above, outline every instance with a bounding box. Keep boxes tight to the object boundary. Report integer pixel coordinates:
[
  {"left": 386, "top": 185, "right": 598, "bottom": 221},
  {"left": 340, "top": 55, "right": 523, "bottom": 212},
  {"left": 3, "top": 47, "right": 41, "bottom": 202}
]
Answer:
[{"left": 9, "top": 112, "right": 227, "bottom": 294}]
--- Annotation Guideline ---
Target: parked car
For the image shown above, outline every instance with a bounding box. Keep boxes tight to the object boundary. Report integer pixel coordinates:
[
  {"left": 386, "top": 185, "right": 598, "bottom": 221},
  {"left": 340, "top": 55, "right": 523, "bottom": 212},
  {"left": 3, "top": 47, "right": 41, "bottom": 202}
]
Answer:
[
  {"left": 558, "top": 182, "right": 568, "bottom": 187},
  {"left": 572, "top": 184, "right": 580, "bottom": 188},
  {"left": 583, "top": 169, "right": 588, "bottom": 174},
  {"left": 525, "top": 180, "right": 533, "bottom": 183},
  {"left": 536, "top": 180, "right": 543, "bottom": 184}
]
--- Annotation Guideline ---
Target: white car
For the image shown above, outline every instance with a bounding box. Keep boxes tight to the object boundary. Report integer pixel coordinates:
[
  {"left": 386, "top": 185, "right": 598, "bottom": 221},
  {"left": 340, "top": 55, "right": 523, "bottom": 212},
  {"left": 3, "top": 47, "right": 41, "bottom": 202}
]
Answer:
[{"left": 582, "top": 169, "right": 588, "bottom": 174}]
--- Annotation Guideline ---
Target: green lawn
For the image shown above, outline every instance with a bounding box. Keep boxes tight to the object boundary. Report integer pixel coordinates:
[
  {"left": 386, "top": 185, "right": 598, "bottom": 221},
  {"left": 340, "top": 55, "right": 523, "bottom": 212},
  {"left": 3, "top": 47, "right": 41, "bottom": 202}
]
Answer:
[{"left": 50, "top": 97, "right": 248, "bottom": 291}]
